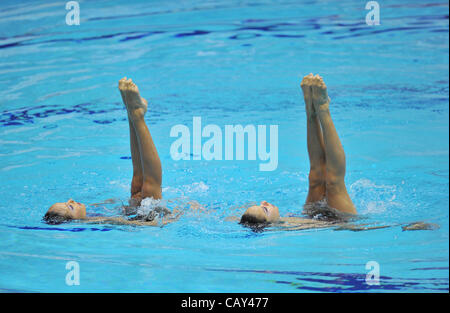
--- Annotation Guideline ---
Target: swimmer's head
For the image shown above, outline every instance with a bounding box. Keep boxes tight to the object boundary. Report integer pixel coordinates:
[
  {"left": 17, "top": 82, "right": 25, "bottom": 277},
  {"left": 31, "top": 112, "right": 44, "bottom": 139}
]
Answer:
[
  {"left": 240, "top": 201, "right": 280, "bottom": 225},
  {"left": 43, "top": 199, "right": 86, "bottom": 224}
]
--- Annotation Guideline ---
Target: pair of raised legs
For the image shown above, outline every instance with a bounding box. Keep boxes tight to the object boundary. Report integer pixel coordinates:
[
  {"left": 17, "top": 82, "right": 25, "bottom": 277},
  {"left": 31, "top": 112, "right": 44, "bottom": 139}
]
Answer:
[
  {"left": 118, "top": 77, "right": 162, "bottom": 204},
  {"left": 119, "top": 75, "right": 355, "bottom": 215},
  {"left": 301, "top": 74, "right": 356, "bottom": 214}
]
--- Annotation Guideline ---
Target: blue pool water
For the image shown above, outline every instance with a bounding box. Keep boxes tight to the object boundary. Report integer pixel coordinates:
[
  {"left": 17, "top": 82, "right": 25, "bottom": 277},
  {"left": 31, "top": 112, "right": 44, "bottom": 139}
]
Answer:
[{"left": 0, "top": 0, "right": 448, "bottom": 292}]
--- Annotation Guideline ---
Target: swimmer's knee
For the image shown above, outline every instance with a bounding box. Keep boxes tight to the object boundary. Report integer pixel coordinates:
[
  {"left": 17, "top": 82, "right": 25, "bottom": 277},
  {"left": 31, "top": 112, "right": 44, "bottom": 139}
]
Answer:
[
  {"left": 308, "top": 166, "right": 325, "bottom": 186},
  {"left": 325, "top": 173, "right": 345, "bottom": 192}
]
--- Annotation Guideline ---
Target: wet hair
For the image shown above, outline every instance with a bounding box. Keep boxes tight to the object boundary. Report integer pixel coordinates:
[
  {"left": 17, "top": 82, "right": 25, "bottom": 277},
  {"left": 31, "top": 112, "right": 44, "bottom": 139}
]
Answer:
[
  {"left": 239, "top": 212, "right": 271, "bottom": 234},
  {"left": 239, "top": 215, "right": 269, "bottom": 233},
  {"left": 240, "top": 212, "right": 266, "bottom": 224},
  {"left": 43, "top": 211, "right": 71, "bottom": 225}
]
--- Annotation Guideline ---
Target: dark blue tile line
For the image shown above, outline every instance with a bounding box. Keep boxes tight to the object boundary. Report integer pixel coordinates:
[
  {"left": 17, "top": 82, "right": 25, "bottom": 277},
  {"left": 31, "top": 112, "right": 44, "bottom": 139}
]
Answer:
[
  {"left": 119, "top": 31, "right": 164, "bottom": 42},
  {"left": 88, "top": 11, "right": 159, "bottom": 21},
  {"left": 294, "top": 284, "right": 448, "bottom": 292},
  {"left": 85, "top": 4, "right": 235, "bottom": 22},
  {"left": 0, "top": 287, "right": 36, "bottom": 293},
  {"left": 0, "top": 102, "right": 124, "bottom": 127},
  {"left": 416, "top": 13, "right": 449, "bottom": 20},
  {"left": 237, "top": 25, "right": 279, "bottom": 32},
  {"left": 336, "top": 22, "right": 367, "bottom": 27},
  {"left": 206, "top": 267, "right": 387, "bottom": 279},
  {"left": 0, "top": 41, "right": 22, "bottom": 49},
  {"left": 332, "top": 25, "right": 441, "bottom": 40},
  {"left": 229, "top": 33, "right": 262, "bottom": 40},
  {"left": 1, "top": 14, "right": 447, "bottom": 50},
  {"left": 0, "top": 31, "right": 163, "bottom": 50},
  {"left": 294, "top": 279, "right": 408, "bottom": 292},
  {"left": 272, "top": 34, "right": 305, "bottom": 38},
  {"left": 174, "top": 30, "right": 210, "bottom": 38},
  {"left": 0, "top": 32, "right": 41, "bottom": 41},
  {"left": 207, "top": 267, "right": 449, "bottom": 292},
  {"left": 6, "top": 225, "right": 112, "bottom": 232},
  {"left": 385, "top": 3, "right": 449, "bottom": 9},
  {"left": 408, "top": 21, "right": 433, "bottom": 25}
]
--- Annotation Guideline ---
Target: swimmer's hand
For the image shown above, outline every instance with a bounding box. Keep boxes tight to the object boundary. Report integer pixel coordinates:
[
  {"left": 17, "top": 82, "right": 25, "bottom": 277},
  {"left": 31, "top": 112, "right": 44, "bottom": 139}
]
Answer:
[
  {"left": 402, "top": 222, "right": 440, "bottom": 231},
  {"left": 89, "top": 198, "right": 119, "bottom": 207}
]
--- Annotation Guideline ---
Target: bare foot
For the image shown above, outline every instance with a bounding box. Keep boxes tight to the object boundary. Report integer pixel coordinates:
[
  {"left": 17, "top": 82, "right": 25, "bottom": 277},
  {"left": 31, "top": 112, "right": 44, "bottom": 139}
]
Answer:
[
  {"left": 120, "top": 78, "right": 148, "bottom": 119},
  {"left": 118, "top": 76, "right": 128, "bottom": 107},
  {"left": 311, "top": 74, "right": 330, "bottom": 114},
  {"left": 300, "top": 73, "right": 315, "bottom": 119}
]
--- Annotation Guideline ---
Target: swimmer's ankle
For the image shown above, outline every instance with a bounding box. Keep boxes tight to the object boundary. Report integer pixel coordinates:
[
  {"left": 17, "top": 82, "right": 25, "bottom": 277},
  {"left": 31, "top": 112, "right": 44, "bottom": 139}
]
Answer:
[
  {"left": 315, "top": 97, "right": 331, "bottom": 115},
  {"left": 307, "top": 111, "right": 318, "bottom": 121},
  {"left": 128, "top": 110, "right": 145, "bottom": 122}
]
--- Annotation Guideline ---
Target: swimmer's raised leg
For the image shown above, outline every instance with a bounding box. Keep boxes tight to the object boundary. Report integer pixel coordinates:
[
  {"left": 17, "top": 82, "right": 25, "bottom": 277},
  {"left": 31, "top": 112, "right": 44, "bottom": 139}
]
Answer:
[
  {"left": 119, "top": 77, "right": 144, "bottom": 200},
  {"left": 301, "top": 73, "right": 326, "bottom": 203},
  {"left": 311, "top": 75, "right": 356, "bottom": 214},
  {"left": 120, "top": 78, "right": 162, "bottom": 200}
]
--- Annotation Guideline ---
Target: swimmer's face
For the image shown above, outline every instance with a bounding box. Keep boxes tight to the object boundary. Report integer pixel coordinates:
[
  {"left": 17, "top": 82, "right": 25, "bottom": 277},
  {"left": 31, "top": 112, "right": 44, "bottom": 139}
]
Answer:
[
  {"left": 44, "top": 199, "right": 86, "bottom": 224},
  {"left": 240, "top": 201, "right": 280, "bottom": 224}
]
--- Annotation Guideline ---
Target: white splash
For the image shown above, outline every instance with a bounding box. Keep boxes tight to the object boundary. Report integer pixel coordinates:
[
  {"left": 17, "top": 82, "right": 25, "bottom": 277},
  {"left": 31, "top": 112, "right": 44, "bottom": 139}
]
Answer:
[
  {"left": 183, "top": 181, "right": 209, "bottom": 194},
  {"left": 137, "top": 197, "right": 165, "bottom": 216},
  {"left": 350, "top": 178, "right": 400, "bottom": 214}
]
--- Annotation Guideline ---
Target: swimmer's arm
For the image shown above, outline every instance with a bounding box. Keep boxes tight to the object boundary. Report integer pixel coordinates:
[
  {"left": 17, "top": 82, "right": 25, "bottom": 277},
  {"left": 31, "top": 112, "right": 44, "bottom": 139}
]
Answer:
[
  {"left": 333, "top": 224, "right": 391, "bottom": 232},
  {"left": 256, "top": 217, "right": 439, "bottom": 232},
  {"left": 225, "top": 216, "right": 240, "bottom": 222},
  {"left": 81, "top": 216, "right": 158, "bottom": 226},
  {"left": 79, "top": 210, "right": 183, "bottom": 227},
  {"left": 89, "top": 198, "right": 120, "bottom": 207},
  {"left": 280, "top": 217, "right": 331, "bottom": 228},
  {"left": 334, "top": 222, "right": 439, "bottom": 232},
  {"left": 262, "top": 217, "right": 334, "bottom": 231},
  {"left": 273, "top": 218, "right": 389, "bottom": 231}
]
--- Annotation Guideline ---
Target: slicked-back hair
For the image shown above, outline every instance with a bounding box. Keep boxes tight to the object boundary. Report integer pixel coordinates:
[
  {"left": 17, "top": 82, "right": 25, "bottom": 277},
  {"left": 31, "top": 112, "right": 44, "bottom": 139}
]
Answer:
[
  {"left": 240, "top": 212, "right": 266, "bottom": 224},
  {"left": 43, "top": 212, "right": 70, "bottom": 225}
]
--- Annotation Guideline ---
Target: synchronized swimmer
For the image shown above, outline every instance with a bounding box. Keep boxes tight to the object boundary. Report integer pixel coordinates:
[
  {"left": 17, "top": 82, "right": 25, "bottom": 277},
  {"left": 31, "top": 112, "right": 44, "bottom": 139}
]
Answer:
[{"left": 43, "top": 75, "right": 437, "bottom": 232}]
